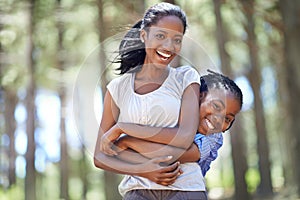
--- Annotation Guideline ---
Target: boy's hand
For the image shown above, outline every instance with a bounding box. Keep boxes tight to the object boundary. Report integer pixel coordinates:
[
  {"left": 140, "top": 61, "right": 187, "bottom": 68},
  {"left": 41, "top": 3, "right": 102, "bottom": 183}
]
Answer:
[
  {"left": 137, "top": 156, "right": 182, "bottom": 186},
  {"left": 113, "top": 137, "right": 129, "bottom": 153},
  {"left": 100, "top": 124, "right": 123, "bottom": 155}
]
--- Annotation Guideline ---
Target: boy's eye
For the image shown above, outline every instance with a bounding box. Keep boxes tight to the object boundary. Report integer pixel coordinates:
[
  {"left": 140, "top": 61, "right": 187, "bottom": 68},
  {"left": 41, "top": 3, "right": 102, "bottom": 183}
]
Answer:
[
  {"left": 225, "top": 116, "right": 235, "bottom": 124},
  {"left": 212, "top": 102, "right": 221, "bottom": 111},
  {"left": 225, "top": 117, "right": 232, "bottom": 123}
]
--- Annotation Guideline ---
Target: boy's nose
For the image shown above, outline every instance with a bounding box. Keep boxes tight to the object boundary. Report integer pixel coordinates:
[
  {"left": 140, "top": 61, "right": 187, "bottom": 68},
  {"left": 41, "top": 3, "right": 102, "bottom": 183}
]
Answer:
[{"left": 211, "top": 114, "right": 224, "bottom": 127}]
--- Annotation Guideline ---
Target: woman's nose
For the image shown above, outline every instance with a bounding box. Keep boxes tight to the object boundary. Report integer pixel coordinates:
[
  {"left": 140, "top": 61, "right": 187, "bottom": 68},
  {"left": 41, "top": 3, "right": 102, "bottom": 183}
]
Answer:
[{"left": 162, "top": 38, "right": 174, "bottom": 50}]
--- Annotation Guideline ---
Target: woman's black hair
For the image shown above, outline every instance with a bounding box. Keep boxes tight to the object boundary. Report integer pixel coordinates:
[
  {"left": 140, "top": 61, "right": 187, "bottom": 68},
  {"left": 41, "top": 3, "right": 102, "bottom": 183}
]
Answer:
[
  {"left": 200, "top": 70, "right": 243, "bottom": 109},
  {"left": 114, "top": 2, "right": 187, "bottom": 74}
]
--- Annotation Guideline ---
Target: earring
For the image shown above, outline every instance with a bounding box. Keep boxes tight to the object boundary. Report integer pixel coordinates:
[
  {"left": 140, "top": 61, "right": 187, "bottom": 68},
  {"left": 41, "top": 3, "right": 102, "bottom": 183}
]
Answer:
[{"left": 141, "top": 39, "right": 144, "bottom": 43}]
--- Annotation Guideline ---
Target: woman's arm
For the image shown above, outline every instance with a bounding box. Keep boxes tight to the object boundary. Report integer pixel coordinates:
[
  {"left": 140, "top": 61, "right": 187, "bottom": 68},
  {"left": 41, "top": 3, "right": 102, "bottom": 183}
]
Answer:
[
  {"left": 95, "top": 149, "right": 181, "bottom": 186},
  {"left": 101, "top": 83, "right": 200, "bottom": 152},
  {"left": 115, "top": 135, "right": 200, "bottom": 164},
  {"left": 94, "top": 91, "right": 181, "bottom": 185}
]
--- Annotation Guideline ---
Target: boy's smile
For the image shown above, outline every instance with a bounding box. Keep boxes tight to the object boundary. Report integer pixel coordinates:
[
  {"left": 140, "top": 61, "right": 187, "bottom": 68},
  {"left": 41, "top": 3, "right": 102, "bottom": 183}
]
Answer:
[{"left": 198, "top": 89, "right": 241, "bottom": 135}]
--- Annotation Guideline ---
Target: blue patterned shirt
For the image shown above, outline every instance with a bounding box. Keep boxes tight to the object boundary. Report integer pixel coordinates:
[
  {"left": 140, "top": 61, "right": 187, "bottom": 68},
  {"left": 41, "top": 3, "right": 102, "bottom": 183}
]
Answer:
[{"left": 194, "top": 132, "right": 223, "bottom": 176}]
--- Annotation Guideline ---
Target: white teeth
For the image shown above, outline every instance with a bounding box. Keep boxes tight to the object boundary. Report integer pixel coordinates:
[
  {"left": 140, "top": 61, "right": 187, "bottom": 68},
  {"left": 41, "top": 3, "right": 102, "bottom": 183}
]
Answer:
[
  {"left": 206, "top": 119, "right": 215, "bottom": 130},
  {"left": 157, "top": 50, "right": 171, "bottom": 58}
]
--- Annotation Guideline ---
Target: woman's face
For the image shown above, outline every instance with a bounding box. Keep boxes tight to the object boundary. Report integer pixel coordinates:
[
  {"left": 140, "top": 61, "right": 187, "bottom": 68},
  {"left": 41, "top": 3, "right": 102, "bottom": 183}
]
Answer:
[
  {"left": 141, "top": 15, "right": 184, "bottom": 67},
  {"left": 198, "top": 89, "right": 241, "bottom": 135}
]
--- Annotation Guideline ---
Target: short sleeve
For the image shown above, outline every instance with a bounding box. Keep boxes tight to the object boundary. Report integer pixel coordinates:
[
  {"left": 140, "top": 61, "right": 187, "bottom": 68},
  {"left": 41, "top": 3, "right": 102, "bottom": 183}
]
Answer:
[
  {"left": 194, "top": 132, "right": 223, "bottom": 176},
  {"left": 175, "top": 66, "right": 200, "bottom": 93},
  {"left": 183, "top": 66, "right": 200, "bottom": 89},
  {"left": 106, "top": 73, "right": 131, "bottom": 108},
  {"left": 106, "top": 78, "right": 120, "bottom": 107},
  {"left": 194, "top": 134, "right": 212, "bottom": 162}
]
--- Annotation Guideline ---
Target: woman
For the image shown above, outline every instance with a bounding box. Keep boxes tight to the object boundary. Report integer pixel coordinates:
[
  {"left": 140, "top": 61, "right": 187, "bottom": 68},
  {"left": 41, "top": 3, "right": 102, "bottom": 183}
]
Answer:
[{"left": 94, "top": 3, "right": 206, "bottom": 199}]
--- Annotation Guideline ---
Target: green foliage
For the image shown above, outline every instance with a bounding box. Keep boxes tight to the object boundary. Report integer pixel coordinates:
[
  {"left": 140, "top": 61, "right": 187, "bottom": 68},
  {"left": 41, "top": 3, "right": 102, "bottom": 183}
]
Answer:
[
  {"left": 1, "top": 66, "right": 26, "bottom": 90},
  {"left": 206, "top": 168, "right": 234, "bottom": 189},
  {"left": 245, "top": 168, "right": 260, "bottom": 193},
  {"left": 0, "top": 184, "right": 24, "bottom": 200}
]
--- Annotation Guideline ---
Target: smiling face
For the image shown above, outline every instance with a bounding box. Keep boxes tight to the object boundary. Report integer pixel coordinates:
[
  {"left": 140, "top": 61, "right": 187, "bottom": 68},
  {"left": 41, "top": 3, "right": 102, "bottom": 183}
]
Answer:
[
  {"left": 198, "top": 89, "right": 241, "bottom": 135},
  {"left": 141, "top": 15, "right": 184, "bottom": 67}
]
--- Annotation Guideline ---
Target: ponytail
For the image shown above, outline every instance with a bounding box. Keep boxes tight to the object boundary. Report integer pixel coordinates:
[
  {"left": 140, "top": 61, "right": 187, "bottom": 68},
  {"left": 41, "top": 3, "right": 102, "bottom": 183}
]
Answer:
[{"left": 114, "top": 20, "right": 146, "bottom": 74}]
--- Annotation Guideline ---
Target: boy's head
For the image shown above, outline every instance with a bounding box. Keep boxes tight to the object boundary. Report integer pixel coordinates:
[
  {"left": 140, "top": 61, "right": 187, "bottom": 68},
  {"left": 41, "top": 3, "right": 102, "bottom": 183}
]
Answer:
[{"left": 198, "top": 70, "right": 243, "bottom": 135}]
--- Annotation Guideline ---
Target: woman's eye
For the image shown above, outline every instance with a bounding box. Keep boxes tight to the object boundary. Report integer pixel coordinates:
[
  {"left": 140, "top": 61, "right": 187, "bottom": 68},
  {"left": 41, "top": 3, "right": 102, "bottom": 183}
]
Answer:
[
  {"left": 174, "top": 38, "right": 182, "bottom": 44},
  {"left": 156, "top": 34, "right": 165, "bottom": 39}
]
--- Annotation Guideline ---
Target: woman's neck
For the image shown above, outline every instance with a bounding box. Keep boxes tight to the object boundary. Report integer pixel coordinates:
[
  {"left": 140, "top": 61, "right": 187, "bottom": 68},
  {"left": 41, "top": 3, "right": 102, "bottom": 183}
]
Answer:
[
  {"left": 133, "top": 64, "right": 170, "bottom": 94},
  {"left": 136, "top": 64, "right": 170, "bottom": 82}
]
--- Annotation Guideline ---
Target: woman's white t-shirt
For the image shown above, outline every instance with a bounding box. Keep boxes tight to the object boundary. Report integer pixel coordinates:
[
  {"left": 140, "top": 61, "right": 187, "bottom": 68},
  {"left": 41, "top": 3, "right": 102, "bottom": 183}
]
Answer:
[{"left": 107, "top": 65, "right": 206, "bottom": 196}]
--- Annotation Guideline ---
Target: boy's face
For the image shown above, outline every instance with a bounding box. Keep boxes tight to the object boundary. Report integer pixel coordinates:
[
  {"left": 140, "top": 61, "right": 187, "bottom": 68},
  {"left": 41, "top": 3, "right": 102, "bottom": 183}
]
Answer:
[{"left": 198, "top": 89, "right": 241, "bottom": 135}]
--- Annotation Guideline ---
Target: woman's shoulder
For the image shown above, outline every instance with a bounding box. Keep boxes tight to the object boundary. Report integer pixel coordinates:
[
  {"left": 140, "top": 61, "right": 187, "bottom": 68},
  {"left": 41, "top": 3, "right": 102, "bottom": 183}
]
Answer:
[
  {"left": 108, "top": 73, "right": 131, "bottom": 84},
  {"left": 166, "top": 65, "right": 200, "bottom": 93},
  {"left": 107, "top": 73, "right": 132, "bottom": 91},
  {"left": 172, "top": 65, "right": 200, "bottom": 82},
  {"left": 175, "top": 65, "right": 197, "bottom": 72},
  {"left": 173, "top": 65, "right": 199, "bottom": 77},
  {"left": 173, "top": 65, "right": 190, "bottom": 71}
]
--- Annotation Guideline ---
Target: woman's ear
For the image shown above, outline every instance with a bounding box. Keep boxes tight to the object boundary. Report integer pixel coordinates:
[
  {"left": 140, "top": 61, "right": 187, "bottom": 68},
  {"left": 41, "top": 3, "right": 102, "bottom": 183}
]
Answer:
[{"left": 140, "top": 29, "right": 146, "bottom": 43}]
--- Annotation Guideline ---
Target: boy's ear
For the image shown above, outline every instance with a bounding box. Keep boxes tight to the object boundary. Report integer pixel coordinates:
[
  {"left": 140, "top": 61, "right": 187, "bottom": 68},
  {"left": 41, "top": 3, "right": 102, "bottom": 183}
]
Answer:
[
  {"left": 199, "top": 92, "right": 207, "bottom": 101},
  {"left": 224, "top": 119, "right": 235, "bottom": 132}
]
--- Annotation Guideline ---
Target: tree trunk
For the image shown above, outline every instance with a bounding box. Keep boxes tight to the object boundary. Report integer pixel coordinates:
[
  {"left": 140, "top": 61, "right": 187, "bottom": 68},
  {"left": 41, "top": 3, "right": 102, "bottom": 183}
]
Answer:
[
  {"left": 56, "top": 0, "right": 69, "bottom": 199},
  {"left": 267, "top": 17, "right": 292, "bottom": 189},
  {"left": 164, "top": 0, "right": 176, "bottom": 5},
  {"left": 230, "top": 117, "right": 250, "bottom": 200},
  {"left": 80, "top": 148, "right": 88, "bottom": 200},
  {"left": 239, "top": 0, "right": 273, "bottom": 196},
  {"left": 97, "top": 0, "right": 122, "bottom": 199},
  {"left": 213, "top": 0, "right": 250, "bottom": 199},
  {"left": 97, "top": 0, "right": 108, "bottom": 95},
  {"left": 59, "top": 87, "right": 69, "bottom": 200},
  {"left": 213, "top": 0, "right": 231, "bottom": 75},
  {"left": 25, "top": 1, "right": 36, "bottom": 199},
  {"left": 134, "top": 0, "right": 145, "bottom": 14},
  {"left": 279, "top": 0, "right": 300, "bottom": 196},
  {"left": 0, "top": 11, "right": 18, "bottom": 187},
  {"left": 4, "top": 90, "right": 18, "bottom": 187}
]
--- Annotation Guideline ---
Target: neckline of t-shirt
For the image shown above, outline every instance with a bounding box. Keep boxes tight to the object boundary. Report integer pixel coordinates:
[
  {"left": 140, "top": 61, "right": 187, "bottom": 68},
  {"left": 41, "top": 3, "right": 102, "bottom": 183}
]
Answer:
[{"left": 131, "top": 66, "right": 174, "bottom": 96}]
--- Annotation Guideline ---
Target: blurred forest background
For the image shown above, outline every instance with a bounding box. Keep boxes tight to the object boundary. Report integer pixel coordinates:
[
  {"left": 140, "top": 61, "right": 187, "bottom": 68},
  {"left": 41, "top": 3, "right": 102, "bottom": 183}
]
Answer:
[{"left": 1, "top": 0, "right": 300, "bottom": 200}]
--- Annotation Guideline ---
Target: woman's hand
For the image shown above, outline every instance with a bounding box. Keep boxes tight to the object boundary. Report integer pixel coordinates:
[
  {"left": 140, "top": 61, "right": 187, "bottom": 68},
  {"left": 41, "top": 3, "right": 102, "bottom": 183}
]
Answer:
[
  {"left": 100, "top": 123, "right": 123, "bottom": 155},
  {"left": 136, "top": 156, "right": 182, "bottom": 186}
]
